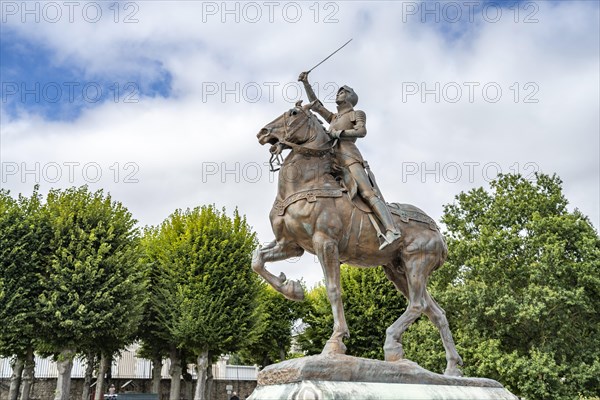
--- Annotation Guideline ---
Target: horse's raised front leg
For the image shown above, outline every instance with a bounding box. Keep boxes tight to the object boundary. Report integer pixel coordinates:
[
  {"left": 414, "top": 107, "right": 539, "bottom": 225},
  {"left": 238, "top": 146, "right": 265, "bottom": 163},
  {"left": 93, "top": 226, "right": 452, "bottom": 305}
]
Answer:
[
  {"left": 251, "top": 240, "right": 305, "bottom": 301},
  {"left": 313, "top": 233, "right": 348, "bottom": 355}
]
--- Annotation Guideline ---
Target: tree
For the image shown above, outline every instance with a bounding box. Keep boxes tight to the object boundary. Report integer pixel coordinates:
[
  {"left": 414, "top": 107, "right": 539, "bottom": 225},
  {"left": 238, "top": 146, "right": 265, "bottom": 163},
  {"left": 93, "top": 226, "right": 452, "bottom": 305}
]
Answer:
[
  {"left": 236, "top": 283, "right": 307, "bottom": 367},
  {"left": 0, "top": 187, "right": 50, "bottom": 400},
  {"left": 36, "top": 186, "right": 145, "bottom": 400},
  {"left": 297, "top": 265, "right": 408, "bottom": 359},
  {"left": 141, "top": 224, "right": 187, "bottom": 400},
  {"left": 146, "top": 206, "right": 260, "bottom": 400},
  {"left": 405, "top": 173, "right": 600, "bottom": 399}
]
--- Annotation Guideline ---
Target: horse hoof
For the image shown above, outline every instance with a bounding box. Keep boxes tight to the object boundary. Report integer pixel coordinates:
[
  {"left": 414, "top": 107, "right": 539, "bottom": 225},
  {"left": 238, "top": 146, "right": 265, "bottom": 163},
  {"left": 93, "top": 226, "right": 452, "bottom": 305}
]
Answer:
[
  {"left": 384, "top": 351, "right": 404, "bottom": 362},
  {"left": 444, "top": 366, "right": 463, "bottom": 377},
  {"left": 384, "top": 344, "right": 404, "bottom": 362},
  {"left": 322, "top": 339, "right": 347, "bottom": 355},
  {"left": 281, "top": 280, "right": 304, "bottom": 301}
]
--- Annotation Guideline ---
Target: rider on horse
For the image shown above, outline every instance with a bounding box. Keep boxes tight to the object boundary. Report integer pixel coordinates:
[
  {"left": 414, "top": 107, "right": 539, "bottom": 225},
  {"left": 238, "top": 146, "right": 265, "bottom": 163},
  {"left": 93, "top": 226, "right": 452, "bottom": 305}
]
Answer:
[{"left": 298, "top": 71, "right": 401, "bottom": 250}]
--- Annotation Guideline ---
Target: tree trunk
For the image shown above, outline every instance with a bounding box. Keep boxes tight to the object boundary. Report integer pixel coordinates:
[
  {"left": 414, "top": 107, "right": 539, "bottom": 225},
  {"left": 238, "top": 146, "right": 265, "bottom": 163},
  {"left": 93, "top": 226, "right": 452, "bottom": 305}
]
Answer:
[
  {"left": 94, "top": 353, "right": 110, "bottom": 400},
  {"left": 182, "top": 371, "right": 192, "bottom": 400},
  {"left": 204, "top": 360, "right": 213, "bottom": 400},
  {"left": 54, "top": 349, "right": 75, "bottom": 400},
  {"left": 8, "top": 356, "right": 24, "bottom": 400},
  {"left": 262, "top": 356, "right": 269, "bottom": 370},
  {"left": 81, "top": 353, "right": 95, "bottom": 400},
  {"left": 151, "top": 355, "right": 162, "bottom": 394},
  {"left": 168, "top": 348, "right": 182, "bottom": 400},
  {"left": 19, "top": 347, "right": 35, "bottom": 400},
  {"left": 193, "top": 351, "right": 208, "bottom": 400},
  {"left": 279, "top": 345, "right": 286, "bottom": 362}
]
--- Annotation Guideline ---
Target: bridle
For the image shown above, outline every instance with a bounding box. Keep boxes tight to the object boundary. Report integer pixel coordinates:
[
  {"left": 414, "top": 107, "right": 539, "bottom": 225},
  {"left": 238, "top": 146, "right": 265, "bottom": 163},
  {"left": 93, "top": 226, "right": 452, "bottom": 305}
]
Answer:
[
  {"left": 268, "top": 107, "right": 335, "bottom": 172},
  {"left": 284, "top": 106, "right": 318, "bottom": 142}
]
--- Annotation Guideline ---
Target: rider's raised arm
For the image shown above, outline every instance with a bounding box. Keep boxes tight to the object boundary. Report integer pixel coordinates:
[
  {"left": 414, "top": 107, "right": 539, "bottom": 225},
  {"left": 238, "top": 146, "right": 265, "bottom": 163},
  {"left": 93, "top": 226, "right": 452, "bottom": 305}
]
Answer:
[
  {"left": 298, "top": 71, "right": 318, "bottom": 102},
  {"left": 339, "top": 110, "right": 367, "bottom": 138},
  {"left": 299, "top": 72, "right": 334, "bottom": 123}
]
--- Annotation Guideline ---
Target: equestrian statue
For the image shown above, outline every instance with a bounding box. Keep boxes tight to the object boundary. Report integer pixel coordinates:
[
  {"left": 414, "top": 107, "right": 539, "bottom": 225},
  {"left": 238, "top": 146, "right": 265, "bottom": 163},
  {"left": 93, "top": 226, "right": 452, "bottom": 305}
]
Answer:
[{"left": 252, "top": 68, "right": 463, "bottom": 377}]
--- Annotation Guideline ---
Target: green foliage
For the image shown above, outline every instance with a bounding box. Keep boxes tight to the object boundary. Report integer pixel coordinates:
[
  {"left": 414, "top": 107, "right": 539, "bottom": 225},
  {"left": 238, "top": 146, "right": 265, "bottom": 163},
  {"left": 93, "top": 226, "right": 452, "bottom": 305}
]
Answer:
[
  {"left": 37, "top": 186, "right": 145, "bottom": 354},
  {"left": 295, "top": 285, "right": 332, "bottom": 355},
  {"left": 236, "top": 284, "right": 307, "bottom": 367},
  {"left": 402, "top": 318, "right": 448, "bottom": 373},
  {"left": 145, "top": 205, "right": 260, "bottom": 357},
  {"left": 293, "top": 173, "right": 600, "bottom": 398},
  {"left": 298, "top": 266, "right": 407, "bottom": 359},
  {"left": 136, "top": 227, "right": 171, "bottom": 361},
  {"left": 412, "top": 173, "right": 600, "bottom": 399},
  {"left": 0, "top": 186, "right": 50, "bottom": 358}
]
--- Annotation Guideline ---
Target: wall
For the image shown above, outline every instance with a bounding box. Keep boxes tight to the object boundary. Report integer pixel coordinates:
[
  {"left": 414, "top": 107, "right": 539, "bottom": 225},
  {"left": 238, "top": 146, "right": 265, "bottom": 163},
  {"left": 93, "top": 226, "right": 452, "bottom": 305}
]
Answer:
[{"left": 0, "top": 379, "right": 257, "bottom": 400}]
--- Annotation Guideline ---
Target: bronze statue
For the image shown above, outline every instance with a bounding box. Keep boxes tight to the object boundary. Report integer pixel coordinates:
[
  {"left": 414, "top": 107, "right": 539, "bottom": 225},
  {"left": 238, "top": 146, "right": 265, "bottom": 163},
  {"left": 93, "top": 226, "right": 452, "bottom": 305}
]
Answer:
[
  {"left": 298, "top": 71, "right": 401, "bottom": 249},
  {"left": 253, "top": 101, "right": 463, "bottom": 376}
]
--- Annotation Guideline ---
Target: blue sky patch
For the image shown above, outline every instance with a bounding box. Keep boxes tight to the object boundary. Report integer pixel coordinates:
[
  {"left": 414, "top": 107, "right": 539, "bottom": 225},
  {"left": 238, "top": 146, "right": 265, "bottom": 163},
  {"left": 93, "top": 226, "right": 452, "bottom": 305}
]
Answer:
[{"left": 0, "top": 32, "right": 172, "bottom": 121}]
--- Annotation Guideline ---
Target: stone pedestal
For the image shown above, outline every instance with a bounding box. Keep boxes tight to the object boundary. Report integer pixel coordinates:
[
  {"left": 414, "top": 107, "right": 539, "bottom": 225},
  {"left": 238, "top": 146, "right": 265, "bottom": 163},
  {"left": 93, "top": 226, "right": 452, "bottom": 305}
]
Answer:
[{"left": 248, "top": 355, "right": 518, "bottom": 400}]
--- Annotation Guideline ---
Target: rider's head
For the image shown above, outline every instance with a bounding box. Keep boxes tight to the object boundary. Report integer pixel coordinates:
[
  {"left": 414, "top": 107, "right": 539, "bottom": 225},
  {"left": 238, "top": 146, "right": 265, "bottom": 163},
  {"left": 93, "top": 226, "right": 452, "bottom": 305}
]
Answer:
[{"left": 336, "top": 85, "right": 358, "bottom": 107}]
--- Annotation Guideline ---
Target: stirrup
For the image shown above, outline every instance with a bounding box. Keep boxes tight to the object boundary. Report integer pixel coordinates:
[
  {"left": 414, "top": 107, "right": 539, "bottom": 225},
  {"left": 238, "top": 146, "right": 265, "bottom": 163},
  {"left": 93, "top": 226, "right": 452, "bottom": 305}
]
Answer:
[{"left": 379, "top": 230, "right": 401, "bottom": 250}]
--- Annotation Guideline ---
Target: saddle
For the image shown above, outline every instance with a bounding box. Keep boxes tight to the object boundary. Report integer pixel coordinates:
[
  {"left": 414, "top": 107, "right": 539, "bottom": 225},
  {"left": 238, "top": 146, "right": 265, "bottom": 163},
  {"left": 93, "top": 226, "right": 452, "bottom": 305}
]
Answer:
[{"left": 271, "top": 164, "right": 438, "bottom": 235}]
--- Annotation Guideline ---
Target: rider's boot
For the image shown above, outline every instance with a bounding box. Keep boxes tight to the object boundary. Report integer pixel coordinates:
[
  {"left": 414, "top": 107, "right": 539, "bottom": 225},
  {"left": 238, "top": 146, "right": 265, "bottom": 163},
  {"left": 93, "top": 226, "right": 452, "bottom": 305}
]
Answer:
[{"left": 367, "top": 196, "right": 402, "bottom": 250}]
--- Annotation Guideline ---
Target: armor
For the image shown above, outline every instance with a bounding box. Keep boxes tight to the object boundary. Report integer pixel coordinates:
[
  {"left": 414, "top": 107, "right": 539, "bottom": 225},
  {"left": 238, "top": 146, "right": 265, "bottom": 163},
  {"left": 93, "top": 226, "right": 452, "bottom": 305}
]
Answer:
[{"left": 299, "top": 72, "right": 402, "bottom": 249}]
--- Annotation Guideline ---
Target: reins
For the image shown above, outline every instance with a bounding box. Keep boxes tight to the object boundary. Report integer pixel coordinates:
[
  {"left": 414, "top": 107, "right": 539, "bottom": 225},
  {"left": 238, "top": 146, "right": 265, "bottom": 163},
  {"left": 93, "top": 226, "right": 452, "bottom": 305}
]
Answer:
[{"left": 268, "top": 108, "right": 335, "bottom": 172}]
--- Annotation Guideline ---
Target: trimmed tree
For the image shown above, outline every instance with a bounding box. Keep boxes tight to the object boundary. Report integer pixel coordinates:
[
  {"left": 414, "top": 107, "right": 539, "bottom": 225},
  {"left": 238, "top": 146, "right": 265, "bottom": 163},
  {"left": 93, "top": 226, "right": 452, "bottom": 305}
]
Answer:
[
  {"left": 0, "top": 187, "right": 50, "bottom": 400},
  {"left": 37, "top": 186, "right": 145, "bottom": 400},
  {"left": 146, "top": 206, "right": 261, "bottom": 400},
  {"left": 236, "top": 283, "right": 307, "bottom": 367},
  {"left": 140, "top": 225, "right": 184, "bottom": 400}
]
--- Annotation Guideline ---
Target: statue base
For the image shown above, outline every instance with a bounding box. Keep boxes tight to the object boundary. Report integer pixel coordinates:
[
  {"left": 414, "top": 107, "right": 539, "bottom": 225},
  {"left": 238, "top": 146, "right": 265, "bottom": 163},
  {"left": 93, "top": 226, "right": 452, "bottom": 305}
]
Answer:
[{"left": 248, "top": 354, "right": 518, "bottom": 400}]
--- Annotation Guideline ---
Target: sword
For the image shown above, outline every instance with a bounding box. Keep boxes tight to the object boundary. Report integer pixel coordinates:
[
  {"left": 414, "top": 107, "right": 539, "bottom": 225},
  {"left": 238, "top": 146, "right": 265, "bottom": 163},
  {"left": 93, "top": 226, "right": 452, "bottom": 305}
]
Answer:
[{"left": 306, "top": 38, "right": 353, "bottom": 74}]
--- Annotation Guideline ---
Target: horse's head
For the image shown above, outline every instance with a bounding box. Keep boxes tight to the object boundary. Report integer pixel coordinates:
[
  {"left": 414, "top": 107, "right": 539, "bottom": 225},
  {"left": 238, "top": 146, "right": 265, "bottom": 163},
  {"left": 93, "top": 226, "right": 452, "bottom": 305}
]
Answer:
[{"left": 257, "top": 100, "right": 324, "bottom": 154}]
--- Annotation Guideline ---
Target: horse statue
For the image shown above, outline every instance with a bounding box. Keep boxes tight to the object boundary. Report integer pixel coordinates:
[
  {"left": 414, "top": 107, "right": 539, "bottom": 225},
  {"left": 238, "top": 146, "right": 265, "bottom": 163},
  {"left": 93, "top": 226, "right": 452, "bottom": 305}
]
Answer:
[{"left": 252, "top": 100, "right": 463, "bottom": 376}]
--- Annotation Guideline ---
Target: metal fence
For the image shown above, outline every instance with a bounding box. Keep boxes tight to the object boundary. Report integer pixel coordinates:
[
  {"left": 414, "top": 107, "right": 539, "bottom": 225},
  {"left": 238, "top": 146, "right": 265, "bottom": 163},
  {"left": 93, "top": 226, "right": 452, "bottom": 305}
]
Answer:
[{"left": 0, "top": 349, "right": 257, "bottom": 381}]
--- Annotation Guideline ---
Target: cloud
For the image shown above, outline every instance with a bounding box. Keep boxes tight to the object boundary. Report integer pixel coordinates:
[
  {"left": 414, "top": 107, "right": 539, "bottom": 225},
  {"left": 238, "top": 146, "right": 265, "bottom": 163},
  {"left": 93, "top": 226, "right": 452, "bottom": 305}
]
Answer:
[{"left": 1, "top": 0, "right": 598, "bottom": 286}]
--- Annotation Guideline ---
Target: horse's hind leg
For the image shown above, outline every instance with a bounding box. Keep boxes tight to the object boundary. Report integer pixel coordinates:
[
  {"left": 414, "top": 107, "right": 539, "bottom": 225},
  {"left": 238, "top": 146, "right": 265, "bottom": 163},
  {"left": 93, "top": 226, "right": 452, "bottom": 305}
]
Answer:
[
  {"left": 382, "top": 263, "right": 415, "bottom": 362},
  {"left": 383, "top": 258, "right": 463, "bottom": 376},
  {"left": 423, "top": 291, "right": 463, "bottom": 376},
  {"left": 252, "top": 240, "right": 305, "bottom": 301}
]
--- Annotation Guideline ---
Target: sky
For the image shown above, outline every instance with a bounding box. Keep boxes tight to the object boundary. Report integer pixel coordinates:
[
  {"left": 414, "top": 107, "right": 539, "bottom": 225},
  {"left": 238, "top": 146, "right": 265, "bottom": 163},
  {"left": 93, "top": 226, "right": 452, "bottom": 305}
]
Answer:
[{"left": 1, "top": 0, "right": 599, "bottom": 287}]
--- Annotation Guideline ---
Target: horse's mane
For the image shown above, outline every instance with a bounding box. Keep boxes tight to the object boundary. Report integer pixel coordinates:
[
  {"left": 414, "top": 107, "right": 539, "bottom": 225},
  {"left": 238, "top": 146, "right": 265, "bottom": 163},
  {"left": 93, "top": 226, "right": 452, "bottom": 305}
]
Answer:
[{"left": 306, "top": 110, "right": 325, "bottom": 132}]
